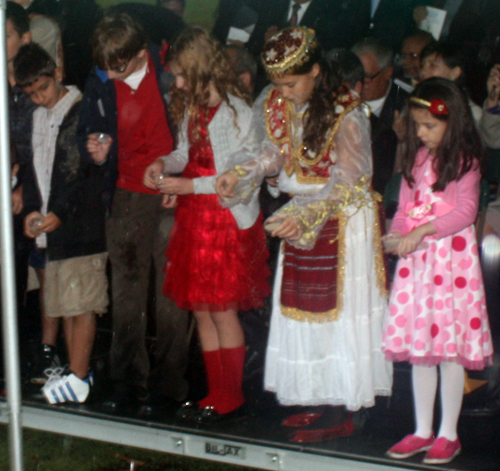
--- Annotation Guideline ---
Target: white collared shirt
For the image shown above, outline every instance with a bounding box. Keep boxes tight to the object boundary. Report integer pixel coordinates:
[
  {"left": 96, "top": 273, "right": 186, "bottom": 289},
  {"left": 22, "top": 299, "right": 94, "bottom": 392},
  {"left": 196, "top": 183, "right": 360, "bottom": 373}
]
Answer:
[
  {"left": 287, "top": 0, "right": 312, "bottom": 25},
  {"left": 366, "top": 80, "right": 392, "bottom": 117},
  {"left": 32, "top": 85, "right": 81, "bottom": 248},
  {"left": 123, "top": 59, "right": 148, "bottom": 91}
]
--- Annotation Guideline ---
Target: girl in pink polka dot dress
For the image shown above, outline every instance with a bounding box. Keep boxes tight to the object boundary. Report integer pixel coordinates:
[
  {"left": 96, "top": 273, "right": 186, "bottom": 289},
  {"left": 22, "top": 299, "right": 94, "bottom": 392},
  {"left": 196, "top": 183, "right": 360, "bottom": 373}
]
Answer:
[{"left": 383, "top": 78, "right": 493, "bottom": 465}]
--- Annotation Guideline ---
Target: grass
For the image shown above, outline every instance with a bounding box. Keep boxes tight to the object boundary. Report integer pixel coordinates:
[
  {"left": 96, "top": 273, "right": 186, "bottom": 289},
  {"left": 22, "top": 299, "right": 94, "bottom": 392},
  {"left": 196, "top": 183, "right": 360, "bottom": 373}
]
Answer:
[{"left": 0, "top": 425, "right": 257, "bottom": 471}]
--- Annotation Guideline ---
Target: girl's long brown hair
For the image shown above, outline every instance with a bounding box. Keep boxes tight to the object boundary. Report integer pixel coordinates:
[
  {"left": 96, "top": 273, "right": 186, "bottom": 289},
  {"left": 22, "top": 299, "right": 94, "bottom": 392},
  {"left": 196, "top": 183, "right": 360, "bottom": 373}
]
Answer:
[
  {"left": 167, "top": 28, "right": 251, "bottom": 142},
  {"left": 403, "top": 77, "right": 484, "bottom": 192},
  {"left": 272, "top": 48, "right": 342, "bottom": 157}
]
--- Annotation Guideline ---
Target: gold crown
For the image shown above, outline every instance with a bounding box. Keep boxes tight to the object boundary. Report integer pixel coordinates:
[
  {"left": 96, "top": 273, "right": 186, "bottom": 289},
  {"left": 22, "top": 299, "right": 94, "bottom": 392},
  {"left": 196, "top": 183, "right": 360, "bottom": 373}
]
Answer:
[{"left": 261, "top": 27, "right": 318, "bottom": 76}]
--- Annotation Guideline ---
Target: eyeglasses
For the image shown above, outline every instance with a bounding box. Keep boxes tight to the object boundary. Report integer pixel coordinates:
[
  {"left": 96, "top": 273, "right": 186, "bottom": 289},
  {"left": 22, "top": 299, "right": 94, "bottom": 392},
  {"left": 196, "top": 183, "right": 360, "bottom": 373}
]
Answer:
[
  {"left": 109, "top": 60, "right": 130, "bottom": 74},
  {"left": 364, "top": 66, "right": 387, "bottom": 81}
]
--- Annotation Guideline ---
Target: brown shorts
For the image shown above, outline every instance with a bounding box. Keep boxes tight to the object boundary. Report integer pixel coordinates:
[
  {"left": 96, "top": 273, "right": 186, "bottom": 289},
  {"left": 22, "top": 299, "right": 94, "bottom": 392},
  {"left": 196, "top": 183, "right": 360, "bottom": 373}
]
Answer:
[{"left": 44, "top": 253, "right": 108, "bottom": 318}]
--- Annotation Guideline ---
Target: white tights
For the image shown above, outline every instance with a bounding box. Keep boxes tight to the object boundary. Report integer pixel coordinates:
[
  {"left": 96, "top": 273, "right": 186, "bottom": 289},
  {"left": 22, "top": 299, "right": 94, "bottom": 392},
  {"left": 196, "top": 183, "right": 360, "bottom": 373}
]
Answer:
[{"left": 412, "top": 362, "right": 465, "bottom": 441}]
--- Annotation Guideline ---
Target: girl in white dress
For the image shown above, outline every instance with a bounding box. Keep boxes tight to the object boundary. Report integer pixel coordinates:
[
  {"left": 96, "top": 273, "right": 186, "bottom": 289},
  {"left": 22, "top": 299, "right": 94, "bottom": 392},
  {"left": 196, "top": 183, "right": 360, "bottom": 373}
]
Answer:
[{"left": 216, "top": 26, "right": 393, "bottom": 442}]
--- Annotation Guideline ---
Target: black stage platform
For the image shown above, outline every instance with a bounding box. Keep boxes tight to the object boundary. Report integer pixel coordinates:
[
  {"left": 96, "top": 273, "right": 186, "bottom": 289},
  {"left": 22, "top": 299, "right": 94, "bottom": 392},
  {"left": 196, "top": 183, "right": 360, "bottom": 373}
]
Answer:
[
  {"left": 5, "top": 239, "right": 500, "bottom": 471},
  {"left": 5, "top": 325, "right": 499, "bottom": 471}
]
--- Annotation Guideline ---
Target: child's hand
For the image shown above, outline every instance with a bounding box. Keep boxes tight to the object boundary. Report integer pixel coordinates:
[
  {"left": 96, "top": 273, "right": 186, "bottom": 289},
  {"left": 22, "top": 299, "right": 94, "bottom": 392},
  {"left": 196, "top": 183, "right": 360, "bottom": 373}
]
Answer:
[
  {"left": 381, "top": 231, "right": 402, "bottom": 254},
  {"left": 38, "top": 212, "right": 62, "bottom": 234},
  {"left": 266, "top": 216, "right": 302, "bottom": 241},
  {"left": 157, "top": 177, "right": 193, "bottom": 195},
  {"left": 12, "top": 185, "right": 23, "bottom": 215},
  {"left": 24, "top": 211, "right": 43, "bottom": 238},
  {"left": 162, "top": 194, "right": 178, "bottom": 208},
  {"left": 397, "top": 223, "right": 435, "bottom": 258},
  {"left": 216, "top": 173, "right": 239, "bottom": 198},
  {"left": 144, "top": 159, "right": 166, "bottom": 190},
  {"left": 86, "top": 133, "right": 112, "bottom": 164}
]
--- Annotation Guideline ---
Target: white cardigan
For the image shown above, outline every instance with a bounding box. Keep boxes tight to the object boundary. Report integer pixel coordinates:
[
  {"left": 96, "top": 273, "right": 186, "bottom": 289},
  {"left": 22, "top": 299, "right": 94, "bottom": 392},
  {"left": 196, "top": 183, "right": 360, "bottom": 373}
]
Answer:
[{"left": 160, "top": 95, "right": 260, "bottom": 229}]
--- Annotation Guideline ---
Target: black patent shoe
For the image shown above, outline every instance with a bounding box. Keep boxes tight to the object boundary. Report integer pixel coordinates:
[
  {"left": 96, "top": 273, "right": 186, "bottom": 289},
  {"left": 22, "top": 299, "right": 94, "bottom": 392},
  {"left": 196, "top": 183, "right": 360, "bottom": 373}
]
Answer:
[
  {"left": 176, "top": 401, "right": 202, "bottom": 421},
  {"left": 195, "top": 404, "right": 248, "bottom": 424},
  {"left": 102, "top": 383, "right": 137, "bottom": 414},
  {"left": 139, "top": 392, "right": 182, "bottom": 417}
]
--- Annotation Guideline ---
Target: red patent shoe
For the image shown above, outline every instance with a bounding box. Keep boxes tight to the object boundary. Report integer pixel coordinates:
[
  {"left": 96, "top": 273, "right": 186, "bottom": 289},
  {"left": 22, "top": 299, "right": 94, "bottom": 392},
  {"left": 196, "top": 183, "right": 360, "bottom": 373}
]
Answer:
[{"left": 289, "top": 415, "right": 355, "bottom": 443}]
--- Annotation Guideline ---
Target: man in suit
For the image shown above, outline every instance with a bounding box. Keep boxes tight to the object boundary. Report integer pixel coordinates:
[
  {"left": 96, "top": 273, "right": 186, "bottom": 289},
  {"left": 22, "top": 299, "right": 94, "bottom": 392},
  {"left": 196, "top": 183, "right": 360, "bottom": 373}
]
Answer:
[
  {"left": 352, "top": 37, "right": 409, "bottom": 129},
  {"left": 414, "top": 0, "right": 500, "bottom": 45},
  {"left": 355, "top": 0, "right": 425, "bottom": 51},
  {"left": 246, "top": 0, "right": 365, "bottom": 56},
  {"left": 329, "top": 47, "right": 398, "bottom": 195}
]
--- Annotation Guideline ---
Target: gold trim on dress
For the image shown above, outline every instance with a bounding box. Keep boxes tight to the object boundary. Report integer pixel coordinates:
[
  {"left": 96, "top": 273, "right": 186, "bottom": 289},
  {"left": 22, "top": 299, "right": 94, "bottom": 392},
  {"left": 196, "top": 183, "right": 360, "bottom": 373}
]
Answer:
[
  {"left": 280, "top": 214, "right": 347, "bottom": 323},
  {"left": 371, "top": 191, "right": 388, "bottom": 300},
  {"left": 262, "top": 27, "right": 318, "bottom": 77},
  {"left": 264, "top": 87, "right": 362, "bottom": 185}
]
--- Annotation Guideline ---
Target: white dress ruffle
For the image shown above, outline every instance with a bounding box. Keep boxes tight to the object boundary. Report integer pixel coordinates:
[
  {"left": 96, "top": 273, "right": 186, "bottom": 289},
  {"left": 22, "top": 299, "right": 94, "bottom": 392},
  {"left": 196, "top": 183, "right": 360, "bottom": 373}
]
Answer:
[{"left": 264, "top": 202, "right": 393, "bottom": 411}]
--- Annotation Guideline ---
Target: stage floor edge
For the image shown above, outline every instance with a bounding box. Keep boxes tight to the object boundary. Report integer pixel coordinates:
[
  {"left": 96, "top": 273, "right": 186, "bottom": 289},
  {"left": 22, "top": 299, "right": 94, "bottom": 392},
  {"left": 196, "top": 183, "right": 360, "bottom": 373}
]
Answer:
[{"left": 0, "top": 402, "right": 428, "bottom": 471}]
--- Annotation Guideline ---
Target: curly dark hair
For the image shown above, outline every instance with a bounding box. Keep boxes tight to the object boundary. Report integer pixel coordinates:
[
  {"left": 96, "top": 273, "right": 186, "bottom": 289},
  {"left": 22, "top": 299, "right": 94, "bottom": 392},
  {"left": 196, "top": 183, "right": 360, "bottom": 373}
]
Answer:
[{"left": 403, "top": 77, "right": 484, "bottom": 192}]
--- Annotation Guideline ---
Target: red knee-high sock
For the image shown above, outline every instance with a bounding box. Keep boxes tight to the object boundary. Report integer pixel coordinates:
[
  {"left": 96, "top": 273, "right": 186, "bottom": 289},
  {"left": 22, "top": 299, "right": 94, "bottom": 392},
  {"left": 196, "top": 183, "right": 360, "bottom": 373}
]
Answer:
[
  {"left": 215, "top": 346, "right": 246, "bottom": 415},
  {"left": 198, "top": 349, "right": 223, "bottom": 409}
]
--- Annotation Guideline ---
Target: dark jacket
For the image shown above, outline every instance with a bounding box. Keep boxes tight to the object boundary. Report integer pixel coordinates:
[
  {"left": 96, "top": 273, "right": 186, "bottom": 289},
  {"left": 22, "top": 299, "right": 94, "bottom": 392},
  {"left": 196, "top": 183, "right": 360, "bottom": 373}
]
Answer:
[
  {"left": 379, "top": 81, "right": 409, "bottom": 129},
  {"left": 247, "top": 0, "right": 366, "bottom": 55},
  {"left": 9, "top": 84, "right": 37, "bottom": 182},
  {"left": 77, "top": 44, "right": 172, "bottom": 209},
  {"left": 371, "top": 114, "right": 398, "bottom": 195},
  {"left": 23, "top": 99, "right": 107, "bottom": 262},
  {"left": 361, "top": 0, "right": 424, "bottom": 51}
]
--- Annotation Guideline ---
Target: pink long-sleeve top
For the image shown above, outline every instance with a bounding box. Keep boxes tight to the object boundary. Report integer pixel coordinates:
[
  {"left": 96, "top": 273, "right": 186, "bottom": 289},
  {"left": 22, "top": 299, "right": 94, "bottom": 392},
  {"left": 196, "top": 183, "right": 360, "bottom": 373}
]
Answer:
[{"left": 391, "top": 147, "right": 481, "bottom": 240}]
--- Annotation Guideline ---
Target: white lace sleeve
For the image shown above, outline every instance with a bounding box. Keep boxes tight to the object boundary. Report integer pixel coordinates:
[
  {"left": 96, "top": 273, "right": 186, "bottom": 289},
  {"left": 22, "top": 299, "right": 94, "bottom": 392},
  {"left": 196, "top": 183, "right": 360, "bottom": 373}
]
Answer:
[
  {"left": 221, "top": 87, "right": 285, "bottom": 206},
  {"left": 274, "top": 106, "right": 374, "bottom": 250}
]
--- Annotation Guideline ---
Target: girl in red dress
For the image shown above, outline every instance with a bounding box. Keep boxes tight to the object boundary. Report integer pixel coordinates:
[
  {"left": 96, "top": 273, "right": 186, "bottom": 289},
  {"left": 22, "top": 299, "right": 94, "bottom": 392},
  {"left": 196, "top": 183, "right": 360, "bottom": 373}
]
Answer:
[{"left": 144, "top": 28, "right": 270, "bottom": 419}]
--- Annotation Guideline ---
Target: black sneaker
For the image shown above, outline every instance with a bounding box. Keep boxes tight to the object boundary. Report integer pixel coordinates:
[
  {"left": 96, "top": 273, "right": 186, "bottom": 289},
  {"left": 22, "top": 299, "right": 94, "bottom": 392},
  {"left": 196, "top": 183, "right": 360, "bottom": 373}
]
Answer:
[{"left": 31, "top": 344, "right": 61, "bottom": 385}]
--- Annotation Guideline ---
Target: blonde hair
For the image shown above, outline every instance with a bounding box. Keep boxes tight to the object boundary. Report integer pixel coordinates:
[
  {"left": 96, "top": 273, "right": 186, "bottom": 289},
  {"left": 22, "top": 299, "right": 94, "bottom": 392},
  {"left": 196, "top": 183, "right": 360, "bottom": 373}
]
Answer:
[{"left": 167, "top": 28, "right": 251, "bottom": 142}]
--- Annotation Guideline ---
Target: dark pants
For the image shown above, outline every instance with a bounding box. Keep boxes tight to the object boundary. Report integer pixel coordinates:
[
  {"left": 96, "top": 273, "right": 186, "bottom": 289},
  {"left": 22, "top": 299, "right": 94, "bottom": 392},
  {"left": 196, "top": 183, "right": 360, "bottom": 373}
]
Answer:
[{"left": 106, "top": 188, "right": 189, "bottom": 401}]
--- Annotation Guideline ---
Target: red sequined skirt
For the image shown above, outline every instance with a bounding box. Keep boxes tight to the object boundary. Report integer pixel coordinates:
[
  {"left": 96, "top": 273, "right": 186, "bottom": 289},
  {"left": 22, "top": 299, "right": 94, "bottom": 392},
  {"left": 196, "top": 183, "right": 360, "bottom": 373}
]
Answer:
[{"left": 164, "top": 194, "right": 271, "bottom": 312}]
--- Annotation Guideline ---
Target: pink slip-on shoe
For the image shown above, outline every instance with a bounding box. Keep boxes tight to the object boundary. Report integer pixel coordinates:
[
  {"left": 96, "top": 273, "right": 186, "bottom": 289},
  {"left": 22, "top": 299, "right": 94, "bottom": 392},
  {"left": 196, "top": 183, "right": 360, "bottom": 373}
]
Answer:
[
  {"left": 386, "top": 434, "right": 435, "bottom": 459},
  {"left": 423, "top": 437, "right": 461, "bottom": 464}
]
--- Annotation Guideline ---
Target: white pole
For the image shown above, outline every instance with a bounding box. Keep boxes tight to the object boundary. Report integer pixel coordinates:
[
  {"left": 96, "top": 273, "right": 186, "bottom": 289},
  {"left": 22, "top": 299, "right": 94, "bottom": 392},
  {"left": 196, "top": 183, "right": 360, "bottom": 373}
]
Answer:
[{"left": 0, "top": 0, "right": 25, "bottom": 469}]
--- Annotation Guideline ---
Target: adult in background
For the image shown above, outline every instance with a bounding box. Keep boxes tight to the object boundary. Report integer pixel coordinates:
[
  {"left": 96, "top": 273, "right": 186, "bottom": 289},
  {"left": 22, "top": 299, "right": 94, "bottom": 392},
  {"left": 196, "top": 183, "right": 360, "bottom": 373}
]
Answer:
[
  {"left": 110, "top": 2, "right": 185, "bottom": 47},
  {"left": 398, "top": 30, "right": 434, "bottom": 88},
  {"left": 353, "top": 37, "right": 409, "bottom": 129},
  {"left": 360, "top": 0, "right": 425, "bottom": 52},
  {"left": 157, "top": 0, "right": 186, "bottom": 18},
  {"left": 246, "top": 0, "right": 365, "bottom": 57},
  {"left": 15, "top": 0, "right": 102, "bottom": 91},
  {"left": 328, "top": 48, "right": 398, "bottom": 195}
]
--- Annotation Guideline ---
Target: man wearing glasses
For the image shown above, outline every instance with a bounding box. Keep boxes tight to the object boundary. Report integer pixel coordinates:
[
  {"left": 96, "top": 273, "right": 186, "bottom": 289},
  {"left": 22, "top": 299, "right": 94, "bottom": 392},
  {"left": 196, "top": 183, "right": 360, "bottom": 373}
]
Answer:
[{"left": 352, "top": 36, "right": 409, "bottom": 129}]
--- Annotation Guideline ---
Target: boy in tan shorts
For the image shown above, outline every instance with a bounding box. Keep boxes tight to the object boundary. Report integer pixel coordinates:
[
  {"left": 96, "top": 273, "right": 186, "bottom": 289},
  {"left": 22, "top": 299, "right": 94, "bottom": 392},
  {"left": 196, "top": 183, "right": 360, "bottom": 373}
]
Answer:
[{"left": 14, "top": 43, "right": 108, "bottom": 404}]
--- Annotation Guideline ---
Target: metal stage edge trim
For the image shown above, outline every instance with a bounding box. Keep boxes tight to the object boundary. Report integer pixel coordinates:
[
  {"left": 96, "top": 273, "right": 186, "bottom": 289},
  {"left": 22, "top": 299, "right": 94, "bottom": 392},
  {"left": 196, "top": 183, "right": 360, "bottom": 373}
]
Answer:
[{"left": 0, "top": 403, "right": 413, "bottom": 471}]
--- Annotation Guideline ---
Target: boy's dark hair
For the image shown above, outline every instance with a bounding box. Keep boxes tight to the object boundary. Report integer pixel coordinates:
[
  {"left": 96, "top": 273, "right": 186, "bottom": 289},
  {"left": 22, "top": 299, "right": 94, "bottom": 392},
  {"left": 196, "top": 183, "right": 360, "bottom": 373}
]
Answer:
[
  {"left": 92, "top": 12, "right": 148, "bottom": 71},
  {"left": 326, "top": 48, "right": 364, "bottom": 89},
  {"left": 420, "top": 41, "right": 466, "bottom": 85},
  {"left": 14, "top": 43, "right": 57, "bottom": 88},
  {"left": 403, "top": 77, "right": 484, "bottom": 192},
  {"left": 6, "top": 1, "right": 30, "bottom": 37}
]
